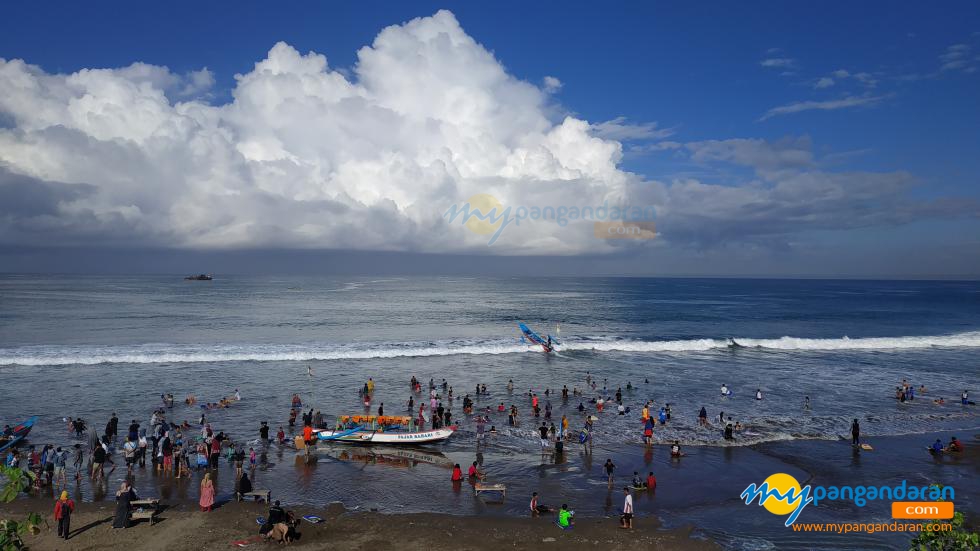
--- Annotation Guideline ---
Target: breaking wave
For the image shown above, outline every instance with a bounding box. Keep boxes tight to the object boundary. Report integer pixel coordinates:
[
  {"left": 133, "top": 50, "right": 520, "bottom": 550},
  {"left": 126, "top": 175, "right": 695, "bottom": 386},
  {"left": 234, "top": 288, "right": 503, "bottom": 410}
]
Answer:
[{"left": 2, "top": 331, "right": 979, "bottom": 366}]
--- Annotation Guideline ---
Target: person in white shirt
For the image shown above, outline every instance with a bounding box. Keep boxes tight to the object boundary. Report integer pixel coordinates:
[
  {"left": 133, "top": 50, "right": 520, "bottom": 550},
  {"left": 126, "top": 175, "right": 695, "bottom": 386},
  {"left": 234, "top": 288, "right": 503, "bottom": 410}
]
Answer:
[{"left": 620, "top": 487, "right": 634, "bottom": 529}]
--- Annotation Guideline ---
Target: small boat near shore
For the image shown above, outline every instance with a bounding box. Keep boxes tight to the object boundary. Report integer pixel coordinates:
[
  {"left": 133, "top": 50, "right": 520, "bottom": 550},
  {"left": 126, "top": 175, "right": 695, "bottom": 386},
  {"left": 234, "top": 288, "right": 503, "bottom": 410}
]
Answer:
[
  {"left": 0, "top": 415, "right": 38, "bottom": 453},
  {"left": 313, "top": 416, "right": 455, "bottom": 444},
  {"left": 314, "top": 427, "right": 456, "bottom": 444},
  {"left": 184, "top": 274, "right": 213, "bottom": 281}
]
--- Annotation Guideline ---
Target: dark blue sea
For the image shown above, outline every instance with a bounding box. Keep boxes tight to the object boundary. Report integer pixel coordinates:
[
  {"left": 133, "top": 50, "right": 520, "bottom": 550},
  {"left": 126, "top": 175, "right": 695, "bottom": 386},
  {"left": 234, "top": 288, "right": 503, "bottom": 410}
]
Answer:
[{"left": 1, "top": 275, "right": 978, "bottom": 549}]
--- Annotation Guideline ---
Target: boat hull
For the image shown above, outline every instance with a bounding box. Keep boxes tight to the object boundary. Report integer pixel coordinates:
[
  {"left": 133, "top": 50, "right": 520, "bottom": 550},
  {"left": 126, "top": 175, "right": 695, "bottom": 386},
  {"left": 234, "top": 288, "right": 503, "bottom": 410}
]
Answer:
[
  {"left": 314, "top": 427, "right": 455, "bottom": 444},
  {"left": 0, "top": 416, "right": 36, "bottom": 453}
]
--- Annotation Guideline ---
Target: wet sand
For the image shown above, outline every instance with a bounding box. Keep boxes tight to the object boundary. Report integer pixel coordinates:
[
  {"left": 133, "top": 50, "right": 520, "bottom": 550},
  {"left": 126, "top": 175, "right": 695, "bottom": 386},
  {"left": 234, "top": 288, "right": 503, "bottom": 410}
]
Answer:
[{"left": 0, "top": 499, "right": 715, "bottom": 550}]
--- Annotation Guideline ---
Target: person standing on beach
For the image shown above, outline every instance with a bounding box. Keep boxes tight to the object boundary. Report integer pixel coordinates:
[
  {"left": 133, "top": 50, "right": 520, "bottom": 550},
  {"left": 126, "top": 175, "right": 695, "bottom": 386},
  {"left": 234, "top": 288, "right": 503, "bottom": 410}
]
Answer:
[
  {"left": 92, "top": 443, "right": 106, "bottom": 480},
  {"left": 71, "top": 445, "right": 83, "bottom": 479},
  {"left": 643, "top": 417, "right": 654, "bottom": 446},
  {"left": 604, "top": 458, "right": 616, "bottom": 486},
  {"left": 107, "top": 413, "right": 118, "bottom": 443},
  {"left": 620, "top": 487, "right": 633, "bottom": 529},
  {"left": 209, "top": 437, "right": 221, "bottom": 469},
  {"left": 851, "top": 419, "right": 860, "bottom": 445},
  {"left": 467, "top": 460, "right": 485, "bottom": 480},
  {"left": 54, "top": 490, "right": 74, "bottom": 540},
  {"left": 123, "top": 437, "right": 137, "bottom": 475},
  {"left": 53, "top": 447, "right": 68, "bottom": 487},
  {"left": 199, "top": 473, "right": 215, "bottom": 512},
  {"left": 539, "top": 423, "right": 550, "bottom": 450},
  {"left": 698, "top": 407, "right": 708, "bottom": 426}
]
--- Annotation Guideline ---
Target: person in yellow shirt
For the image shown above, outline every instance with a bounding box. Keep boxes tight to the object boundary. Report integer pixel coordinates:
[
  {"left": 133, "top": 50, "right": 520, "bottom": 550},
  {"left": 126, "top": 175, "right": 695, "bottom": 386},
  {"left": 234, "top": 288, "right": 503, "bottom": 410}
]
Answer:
[
  {"left": 366, "top": 378, "right": 375, "bottom": 393},
  {"left": 641, "top": 403, "right": 650, "bottom": 422}
]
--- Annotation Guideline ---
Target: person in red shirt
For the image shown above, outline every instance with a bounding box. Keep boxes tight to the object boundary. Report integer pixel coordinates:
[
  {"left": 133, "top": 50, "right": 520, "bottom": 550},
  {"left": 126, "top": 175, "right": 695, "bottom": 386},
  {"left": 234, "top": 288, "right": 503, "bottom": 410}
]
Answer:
[
  {"left": 530, "top": 492, "right": 551, "bottom": 515},
  {"left": 451, "top": 464, "right": 462, "bottom": 481},
  {"left": 646, "top": 472, "right": 657, "bottom": 491},
  {"left": 467, "top": 461, "right": 485, "bottom": 480},
  {"left": 54, "top": 490, "right": 75, "bottom": 540},
  {"left": 303, "top": 424, "right": 313, "bottom": 449}
]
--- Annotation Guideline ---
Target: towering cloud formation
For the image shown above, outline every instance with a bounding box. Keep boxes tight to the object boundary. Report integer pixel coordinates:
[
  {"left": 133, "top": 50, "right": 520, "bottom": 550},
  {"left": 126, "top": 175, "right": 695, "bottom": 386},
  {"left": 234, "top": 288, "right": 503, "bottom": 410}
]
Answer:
[
  {"left": 0, "top": 11, "right": 633, "bottom": 253},
  {"left": 0, "top": 10, "right": 974, "bottom": 255}
]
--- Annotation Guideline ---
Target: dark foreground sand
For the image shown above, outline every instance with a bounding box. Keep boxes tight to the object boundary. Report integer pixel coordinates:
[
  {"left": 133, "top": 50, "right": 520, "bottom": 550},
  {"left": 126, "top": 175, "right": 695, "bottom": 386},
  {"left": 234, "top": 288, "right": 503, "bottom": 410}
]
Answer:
[{"left": 0, "top": 499, "right": 716, "bottom": 550}]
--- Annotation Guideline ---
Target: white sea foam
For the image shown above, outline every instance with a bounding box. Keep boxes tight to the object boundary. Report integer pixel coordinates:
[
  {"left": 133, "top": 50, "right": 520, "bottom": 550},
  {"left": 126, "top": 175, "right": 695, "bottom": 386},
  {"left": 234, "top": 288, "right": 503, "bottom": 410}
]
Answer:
[{"left": 2, "top": 331, "right": 979, "bottom": 366}]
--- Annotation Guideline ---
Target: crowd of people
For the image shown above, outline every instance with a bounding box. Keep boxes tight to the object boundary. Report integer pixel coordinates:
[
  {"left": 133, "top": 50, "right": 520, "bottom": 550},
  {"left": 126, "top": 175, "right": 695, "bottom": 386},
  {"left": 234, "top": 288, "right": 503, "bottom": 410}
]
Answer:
[{"left": 6, "top": 369, "right": 972, "bottom": 543}]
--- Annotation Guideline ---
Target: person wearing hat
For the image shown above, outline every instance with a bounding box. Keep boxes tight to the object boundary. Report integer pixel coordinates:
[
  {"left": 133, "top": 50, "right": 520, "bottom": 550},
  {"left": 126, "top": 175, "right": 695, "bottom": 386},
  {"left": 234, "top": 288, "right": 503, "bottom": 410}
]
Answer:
[{"left": 54, "top": 490, "right": 75, "bottom": 539}]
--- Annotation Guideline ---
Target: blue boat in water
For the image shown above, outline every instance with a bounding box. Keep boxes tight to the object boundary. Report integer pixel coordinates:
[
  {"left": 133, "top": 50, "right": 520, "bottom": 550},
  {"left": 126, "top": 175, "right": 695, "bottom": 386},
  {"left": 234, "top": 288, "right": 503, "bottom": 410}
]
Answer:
[{"left": 0, "top": 415, "right": 38, "bottom": 454}]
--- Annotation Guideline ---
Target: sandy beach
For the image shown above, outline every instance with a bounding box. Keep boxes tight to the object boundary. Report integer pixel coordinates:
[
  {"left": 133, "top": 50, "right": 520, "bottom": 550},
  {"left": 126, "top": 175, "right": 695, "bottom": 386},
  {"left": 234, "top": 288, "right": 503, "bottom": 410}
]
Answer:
[{"left": 0, "top": 499, "right": 715, "bottom": 550}]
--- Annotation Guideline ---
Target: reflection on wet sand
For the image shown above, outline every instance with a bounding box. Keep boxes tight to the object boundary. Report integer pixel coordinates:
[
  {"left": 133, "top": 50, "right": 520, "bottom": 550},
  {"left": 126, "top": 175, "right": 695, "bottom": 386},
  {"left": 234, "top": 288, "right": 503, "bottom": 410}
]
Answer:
[{"left": 315, "top": 444, "right": 454, "bottom": 469}]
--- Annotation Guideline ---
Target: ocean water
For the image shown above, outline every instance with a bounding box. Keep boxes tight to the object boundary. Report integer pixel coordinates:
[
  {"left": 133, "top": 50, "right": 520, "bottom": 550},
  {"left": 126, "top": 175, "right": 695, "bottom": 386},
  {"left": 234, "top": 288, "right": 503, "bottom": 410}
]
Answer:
[{"left": 1, "top": 275, "right": 978, "bottom": 549}]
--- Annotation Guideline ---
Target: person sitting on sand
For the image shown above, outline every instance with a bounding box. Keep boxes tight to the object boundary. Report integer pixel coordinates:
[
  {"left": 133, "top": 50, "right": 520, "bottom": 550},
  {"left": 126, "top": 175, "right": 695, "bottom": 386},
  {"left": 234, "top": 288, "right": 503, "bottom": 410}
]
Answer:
[
  {"left": 530, "top": 492, "right": 551, "bottom": 515},
  {"left": 946, "top": 436, "right": 963, "bottom": 452},
  {"left": 260, "top": 500, "right": 288, "bottom": 538},
  {"left": 558, "top": 504, "right": 574, "bottom": 528},
  {"left": 236, "top": 471, "right": 252, "bottom": 501}
]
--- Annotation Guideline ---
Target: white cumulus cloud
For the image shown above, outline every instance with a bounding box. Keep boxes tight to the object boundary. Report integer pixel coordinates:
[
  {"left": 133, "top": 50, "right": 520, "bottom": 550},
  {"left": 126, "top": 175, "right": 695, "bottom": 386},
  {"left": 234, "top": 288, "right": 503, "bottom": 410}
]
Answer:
[{"left": 0, "top": 10, "right": 975, "bottom": 256}]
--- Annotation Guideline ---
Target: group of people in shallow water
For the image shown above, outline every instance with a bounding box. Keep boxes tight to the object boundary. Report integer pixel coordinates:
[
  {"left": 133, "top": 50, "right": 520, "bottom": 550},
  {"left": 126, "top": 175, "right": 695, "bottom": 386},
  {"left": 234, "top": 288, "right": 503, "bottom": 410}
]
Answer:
[
  {"left": 6, "top": 388, "right": 307, "bottom": 540},
  {"left": 893, "top": 378, "right": 974, "bottom": 408},
  {"left": 15, "top": 370, "right": 973, "bottom": 542}
]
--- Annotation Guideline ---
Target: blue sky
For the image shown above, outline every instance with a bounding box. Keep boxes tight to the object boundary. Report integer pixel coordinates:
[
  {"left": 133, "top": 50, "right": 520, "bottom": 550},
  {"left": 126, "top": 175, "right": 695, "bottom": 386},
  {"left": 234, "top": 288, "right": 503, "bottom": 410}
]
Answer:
[{"left": 1, "top": 2, "right": 978, "bottom": 276}]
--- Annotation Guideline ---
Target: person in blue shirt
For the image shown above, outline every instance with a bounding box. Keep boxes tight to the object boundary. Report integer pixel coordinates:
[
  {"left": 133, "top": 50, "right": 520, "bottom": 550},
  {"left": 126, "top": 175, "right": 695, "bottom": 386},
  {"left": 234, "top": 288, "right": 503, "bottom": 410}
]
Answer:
[{"left": 930, "top": 439, "right": 944, "bottom": 453}]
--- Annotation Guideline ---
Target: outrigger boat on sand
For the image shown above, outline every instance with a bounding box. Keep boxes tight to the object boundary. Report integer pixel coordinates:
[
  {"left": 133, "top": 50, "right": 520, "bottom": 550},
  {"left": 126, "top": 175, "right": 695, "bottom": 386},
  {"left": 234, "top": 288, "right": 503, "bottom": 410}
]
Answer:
[{"left": 314, "top": 415, "right": 456, "bottom": 445}]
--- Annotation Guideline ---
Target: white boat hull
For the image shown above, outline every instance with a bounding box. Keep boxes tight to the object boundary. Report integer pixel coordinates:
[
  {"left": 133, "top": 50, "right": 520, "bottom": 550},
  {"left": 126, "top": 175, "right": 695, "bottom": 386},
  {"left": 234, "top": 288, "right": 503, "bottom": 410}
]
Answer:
[{"left": 314, "top": 427, "right": 455, "bottom": 444}]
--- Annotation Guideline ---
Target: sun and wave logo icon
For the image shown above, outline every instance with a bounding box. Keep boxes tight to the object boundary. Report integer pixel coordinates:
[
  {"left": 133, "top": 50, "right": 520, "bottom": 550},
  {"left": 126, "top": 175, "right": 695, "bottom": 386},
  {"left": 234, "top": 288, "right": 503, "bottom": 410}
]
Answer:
[{"left": 741, "top": 473, "right": 813, "bottom": 526}]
